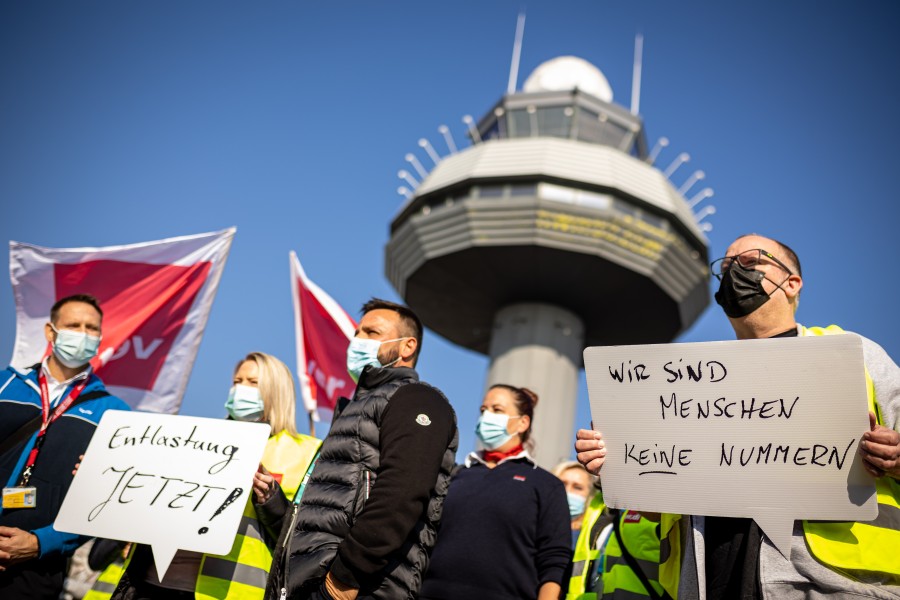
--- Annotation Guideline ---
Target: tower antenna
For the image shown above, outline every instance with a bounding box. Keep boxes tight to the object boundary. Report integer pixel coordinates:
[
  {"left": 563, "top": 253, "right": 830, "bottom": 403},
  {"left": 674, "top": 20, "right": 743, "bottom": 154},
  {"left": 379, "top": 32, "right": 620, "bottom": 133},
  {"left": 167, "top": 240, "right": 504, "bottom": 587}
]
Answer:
[
  {"left": 405, "top": 153, "right": 428, "bottom": 179},
  {"left": 630, "top": 33, "right": 644, "bottom": 115},
  {"left": 438, "top": 125, "right": 458, "bottom": 154},
  {"left": 507, "top": 12, "right": 526, "bottom": 95},
  {"left": 678, "top": 170, "right": 705, "bottom": 196},
  {"left": 418, "top": 138, "right": 441, "bottom": 165},
  {"left": 688, "top": 187, "right": 714, "bottom": 209},
  {"left": 647, "top": 136, "right": 669, "bottom": 165}
]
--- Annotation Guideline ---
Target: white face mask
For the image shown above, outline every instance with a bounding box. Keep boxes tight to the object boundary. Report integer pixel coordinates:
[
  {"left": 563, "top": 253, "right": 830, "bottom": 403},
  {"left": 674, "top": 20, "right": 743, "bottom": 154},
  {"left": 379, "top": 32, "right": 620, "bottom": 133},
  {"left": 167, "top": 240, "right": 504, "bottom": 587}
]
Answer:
[
  {"left": 346, "top": 336, "right": 408, "bottom": 382},
  {"left": 225, "top": 384, "right": 264, "bottom": 421},
  {"left": 50, "top": 324, "right": 101, "bottom": 368}
]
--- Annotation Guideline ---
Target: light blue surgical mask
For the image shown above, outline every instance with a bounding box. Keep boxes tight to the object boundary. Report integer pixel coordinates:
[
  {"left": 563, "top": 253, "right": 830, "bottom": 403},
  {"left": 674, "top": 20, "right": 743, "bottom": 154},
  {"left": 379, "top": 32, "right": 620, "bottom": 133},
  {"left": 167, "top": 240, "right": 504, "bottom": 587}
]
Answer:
[
  {"left": 567, "top": 492, "right": 587, "bottom": 518},
  {"left": 225, "top": 384, "right": 264, "bottom": 421},
  {"left": 346, "top": 336, "right": 407, "bottom": 382},
  {"left": 475, "top": 411, "right": 520, "bottom": 450},
  {"left": 50, "top": 324, "right": 101, "bottom": 368}
]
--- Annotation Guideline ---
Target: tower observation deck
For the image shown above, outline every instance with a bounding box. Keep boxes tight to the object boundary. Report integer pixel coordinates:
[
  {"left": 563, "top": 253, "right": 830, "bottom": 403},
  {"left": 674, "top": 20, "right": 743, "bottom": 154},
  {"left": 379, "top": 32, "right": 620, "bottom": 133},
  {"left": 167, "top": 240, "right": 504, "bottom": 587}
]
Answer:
[{"left": 385, "top": 56, "right": 711, "bottom": 466}]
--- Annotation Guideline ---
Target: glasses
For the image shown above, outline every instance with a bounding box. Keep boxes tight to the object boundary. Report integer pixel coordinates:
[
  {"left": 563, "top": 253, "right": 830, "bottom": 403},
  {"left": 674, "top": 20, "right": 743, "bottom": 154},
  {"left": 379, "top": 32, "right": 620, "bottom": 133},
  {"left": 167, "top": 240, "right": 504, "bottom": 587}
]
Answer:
[{"left": 709, "top": 249, "right": 793, "bottom": 281}]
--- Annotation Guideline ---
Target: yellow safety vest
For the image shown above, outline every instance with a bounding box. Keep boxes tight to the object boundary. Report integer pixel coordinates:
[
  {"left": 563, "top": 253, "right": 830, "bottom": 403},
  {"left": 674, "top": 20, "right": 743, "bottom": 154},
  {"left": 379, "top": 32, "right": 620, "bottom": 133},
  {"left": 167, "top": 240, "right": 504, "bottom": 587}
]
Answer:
[
  {"left": 800, "top": 325, "right": 900, "bottom": 584},
  {"left": 195, "top": 431, "right": 321, "bottom": 600},
  {"left": 83, "top": 555, "right": 127, "bottom": 600},
  {"left": 567, "top": 493, "right": 607, "bottom": 600},
  {"left": 658, "top": 324, "right": 900, "bottom": 595},
  {"left": 86, "top": 431, "right": 322, "bottom": 600},
  {"left": 602, "top": 511, "right": 667, "bottom": 599}
]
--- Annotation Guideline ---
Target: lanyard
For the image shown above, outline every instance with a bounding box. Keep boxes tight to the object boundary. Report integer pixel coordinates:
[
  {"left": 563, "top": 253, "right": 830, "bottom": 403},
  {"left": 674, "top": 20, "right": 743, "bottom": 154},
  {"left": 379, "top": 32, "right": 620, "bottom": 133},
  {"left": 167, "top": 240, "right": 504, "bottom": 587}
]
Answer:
[{"left": 17, "top": 373, "right": 89, "bottom": 486}]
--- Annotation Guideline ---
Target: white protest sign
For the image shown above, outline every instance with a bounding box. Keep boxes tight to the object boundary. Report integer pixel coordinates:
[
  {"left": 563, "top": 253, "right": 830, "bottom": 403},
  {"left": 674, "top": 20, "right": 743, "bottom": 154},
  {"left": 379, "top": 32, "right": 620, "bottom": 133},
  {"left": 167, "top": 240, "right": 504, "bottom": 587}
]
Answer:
[
  {"left": 55, "top": 411, "right": 270, "bottom": 578},
  {"left": 584, "top": 335, "right": 877, "bottom": 555}
]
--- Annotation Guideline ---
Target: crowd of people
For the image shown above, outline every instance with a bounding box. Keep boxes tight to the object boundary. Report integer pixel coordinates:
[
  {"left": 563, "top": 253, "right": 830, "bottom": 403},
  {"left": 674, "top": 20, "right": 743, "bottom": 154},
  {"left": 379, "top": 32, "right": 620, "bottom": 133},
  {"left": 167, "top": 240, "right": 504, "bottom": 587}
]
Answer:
[{"left": 0, "top": 232, "right": 898, "bottom": 600}]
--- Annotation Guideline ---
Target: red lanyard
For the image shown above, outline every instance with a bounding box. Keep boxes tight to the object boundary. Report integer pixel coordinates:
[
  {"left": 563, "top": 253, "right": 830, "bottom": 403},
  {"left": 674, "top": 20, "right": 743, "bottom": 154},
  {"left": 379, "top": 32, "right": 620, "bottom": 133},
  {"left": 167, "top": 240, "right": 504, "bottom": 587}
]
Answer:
[{"left": 18, "top": 372, "right": 89, "bottom": 486}]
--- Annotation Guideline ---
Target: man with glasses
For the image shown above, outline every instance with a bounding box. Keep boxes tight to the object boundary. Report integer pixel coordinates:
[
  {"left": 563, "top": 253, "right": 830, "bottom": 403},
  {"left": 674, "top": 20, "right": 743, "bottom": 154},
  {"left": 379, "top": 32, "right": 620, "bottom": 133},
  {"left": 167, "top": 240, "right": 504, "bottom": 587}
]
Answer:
[{"left": 576, "top": 234, "right": 900, "bottom": 600}]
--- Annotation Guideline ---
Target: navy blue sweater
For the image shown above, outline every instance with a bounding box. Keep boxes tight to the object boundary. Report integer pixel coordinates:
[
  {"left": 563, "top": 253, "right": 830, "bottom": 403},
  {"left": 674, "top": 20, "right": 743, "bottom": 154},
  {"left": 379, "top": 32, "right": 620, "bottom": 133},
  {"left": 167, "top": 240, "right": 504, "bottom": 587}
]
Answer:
[{"left": 419, "top": 455, "right": 572, "bottom": 600}]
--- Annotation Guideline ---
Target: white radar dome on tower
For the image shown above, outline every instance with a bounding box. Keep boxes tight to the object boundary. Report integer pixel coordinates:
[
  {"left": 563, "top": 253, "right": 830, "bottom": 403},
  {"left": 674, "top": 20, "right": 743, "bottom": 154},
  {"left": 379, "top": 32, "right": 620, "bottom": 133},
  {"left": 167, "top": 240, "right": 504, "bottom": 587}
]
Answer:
[{"left": 522, "top": 56, "right": 613, "bottom": 102}]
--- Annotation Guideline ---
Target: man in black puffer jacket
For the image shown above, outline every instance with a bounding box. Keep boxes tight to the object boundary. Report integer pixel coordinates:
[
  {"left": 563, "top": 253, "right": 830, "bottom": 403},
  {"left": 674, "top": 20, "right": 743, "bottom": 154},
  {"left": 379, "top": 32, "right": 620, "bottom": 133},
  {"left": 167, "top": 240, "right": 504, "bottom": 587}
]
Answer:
[{"left": 263, "top": 298, "right": 458, "bottom": 600}]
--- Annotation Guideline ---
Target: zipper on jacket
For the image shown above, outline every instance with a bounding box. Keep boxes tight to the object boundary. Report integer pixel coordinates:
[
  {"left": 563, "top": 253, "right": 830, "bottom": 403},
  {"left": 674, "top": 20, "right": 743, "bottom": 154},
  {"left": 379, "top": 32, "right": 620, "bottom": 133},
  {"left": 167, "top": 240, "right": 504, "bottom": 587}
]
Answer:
[{"left": 280, "top": 501, "right": 301, "bottom": 598}]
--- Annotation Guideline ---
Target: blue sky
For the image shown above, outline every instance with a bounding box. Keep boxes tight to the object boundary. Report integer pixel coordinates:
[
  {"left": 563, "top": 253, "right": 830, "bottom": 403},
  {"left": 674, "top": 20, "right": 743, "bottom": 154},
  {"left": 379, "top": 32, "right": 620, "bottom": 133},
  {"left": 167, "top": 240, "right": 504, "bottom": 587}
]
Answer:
[{"left": 2, "top": 1, "right": 898, "bottom": 460}]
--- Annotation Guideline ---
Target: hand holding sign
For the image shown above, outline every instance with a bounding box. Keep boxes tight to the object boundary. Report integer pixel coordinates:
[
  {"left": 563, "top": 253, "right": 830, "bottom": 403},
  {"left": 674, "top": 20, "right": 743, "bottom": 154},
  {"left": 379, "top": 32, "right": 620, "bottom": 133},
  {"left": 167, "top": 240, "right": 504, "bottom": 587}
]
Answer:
[
  {"left": 55, "top": 411, "right": 270, "bottom": 578},
  {"left": 583, "top": 335, "right": 877, "bottom": 556}
]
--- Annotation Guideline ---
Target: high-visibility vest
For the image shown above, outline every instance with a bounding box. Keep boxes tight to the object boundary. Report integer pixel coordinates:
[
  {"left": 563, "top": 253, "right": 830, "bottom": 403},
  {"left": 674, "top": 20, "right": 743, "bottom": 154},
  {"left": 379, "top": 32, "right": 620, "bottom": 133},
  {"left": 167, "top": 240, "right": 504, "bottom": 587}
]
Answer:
[
  {"left": 657, "top": 513, "right": 680, "bottom": 600},
  {"left": 800, "top": 324, "right": 900, "bottom": 584},
  {"left": 658, "top": 324, "right": 900, "bottom": 595},
  {"left": 567, "top": 493, "right": 607, "bottom": 600},
  {"left": 259, "top": 430, "right": 321, "bottom": 502},
  {"left": 195, "top": 432, "right": 321, "bottom": 600},
  {"left": 83, "top": 556, "right": 127, "bottom": 600},
  {"left": 85, "top": 431, "right": 322, "bottom": 600},
  {"left": 602, "top": 511, "right": 667, "bottom": 599}
]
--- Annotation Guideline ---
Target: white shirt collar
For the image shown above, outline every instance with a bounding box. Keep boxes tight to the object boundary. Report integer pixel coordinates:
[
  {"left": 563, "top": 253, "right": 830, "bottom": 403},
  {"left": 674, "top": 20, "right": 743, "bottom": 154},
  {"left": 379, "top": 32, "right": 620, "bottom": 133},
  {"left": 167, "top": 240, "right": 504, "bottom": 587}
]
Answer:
[
  {"left": 40, "top": 357, "right": 92, "bottom": 405},
  {"left": 464, "top": 448, "right": 537, "bottom": 469}
]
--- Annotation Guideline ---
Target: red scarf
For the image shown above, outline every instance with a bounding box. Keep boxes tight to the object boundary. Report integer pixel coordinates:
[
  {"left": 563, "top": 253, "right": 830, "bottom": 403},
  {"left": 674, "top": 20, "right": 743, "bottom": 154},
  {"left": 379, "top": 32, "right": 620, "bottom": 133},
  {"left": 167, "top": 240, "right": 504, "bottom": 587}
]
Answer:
[{"left": 481, "top": 443, "right": 524, "bottom": 464}]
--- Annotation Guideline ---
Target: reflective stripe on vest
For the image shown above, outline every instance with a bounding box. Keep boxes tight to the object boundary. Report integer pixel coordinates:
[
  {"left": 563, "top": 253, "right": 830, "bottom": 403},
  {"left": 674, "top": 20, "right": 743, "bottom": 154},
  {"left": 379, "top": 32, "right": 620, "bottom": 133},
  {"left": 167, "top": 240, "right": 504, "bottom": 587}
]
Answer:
[
  {"left": 602, "top": 511, "right": 665, "bottom": 599},
  {"left": 567, "top": 493, "right": 606, "bottom": 600},
  {"left": 195, "top": 500, "right": 272, "bottom": 599},
  {"left": 657, "top": 513, "right": 681, "bottom": 600},
  {"left": 800, "top": 324, "right": 900, "bottom": 583},
  {"left": 83, "top": 558, "right": 127, "bottom": 600},
  {"left": 195, "top": 432, "right": 320, "bottom": 599}
]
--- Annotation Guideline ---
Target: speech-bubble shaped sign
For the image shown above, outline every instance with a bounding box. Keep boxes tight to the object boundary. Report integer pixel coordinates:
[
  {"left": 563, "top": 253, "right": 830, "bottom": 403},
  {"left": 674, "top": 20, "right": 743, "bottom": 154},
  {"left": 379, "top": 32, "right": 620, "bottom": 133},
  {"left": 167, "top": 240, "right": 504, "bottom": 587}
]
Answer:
[
  {"left": 584, "top": 335, "right": 877, "bottom": 555},
  {"left": 55, "top": 411, "right": 270, "bottom": 578}
]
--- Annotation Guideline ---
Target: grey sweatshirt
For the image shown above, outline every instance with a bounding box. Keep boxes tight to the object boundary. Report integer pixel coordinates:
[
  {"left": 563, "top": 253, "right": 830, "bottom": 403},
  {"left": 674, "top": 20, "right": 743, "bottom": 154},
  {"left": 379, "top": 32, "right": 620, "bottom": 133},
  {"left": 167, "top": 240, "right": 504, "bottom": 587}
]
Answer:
[{"left": 679, "top": 327, "right": 900, "bottom": 600}]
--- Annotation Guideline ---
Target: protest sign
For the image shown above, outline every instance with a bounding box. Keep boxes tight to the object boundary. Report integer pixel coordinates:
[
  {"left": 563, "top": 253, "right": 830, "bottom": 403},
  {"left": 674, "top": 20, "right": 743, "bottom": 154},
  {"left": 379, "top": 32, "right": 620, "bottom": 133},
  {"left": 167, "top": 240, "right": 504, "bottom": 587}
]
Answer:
[
  {"left": 55, "top": 410, "right": 270, "bottom": 578},
  {"left": 584, "top": 334, "right": 877, "bottom": 555}
]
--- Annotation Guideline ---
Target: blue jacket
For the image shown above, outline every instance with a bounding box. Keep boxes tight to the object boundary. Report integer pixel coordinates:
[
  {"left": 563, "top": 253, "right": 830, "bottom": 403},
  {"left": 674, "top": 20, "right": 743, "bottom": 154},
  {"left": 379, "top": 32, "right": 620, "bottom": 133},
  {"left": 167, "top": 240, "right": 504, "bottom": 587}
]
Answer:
[{"left": 0, "top": 364, "right": 130, "bottom": 558}]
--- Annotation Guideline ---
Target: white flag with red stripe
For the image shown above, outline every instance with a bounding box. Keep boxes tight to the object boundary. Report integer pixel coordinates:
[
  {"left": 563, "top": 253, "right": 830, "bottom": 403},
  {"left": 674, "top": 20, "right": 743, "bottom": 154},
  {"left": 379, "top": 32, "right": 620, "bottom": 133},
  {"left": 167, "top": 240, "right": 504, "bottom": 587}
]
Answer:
[
  {"left": 9, "top": 228, "right": 235, "bottom": 414},
  {"left": 290, "top": 251, "right": 356, "bottom": 423}
]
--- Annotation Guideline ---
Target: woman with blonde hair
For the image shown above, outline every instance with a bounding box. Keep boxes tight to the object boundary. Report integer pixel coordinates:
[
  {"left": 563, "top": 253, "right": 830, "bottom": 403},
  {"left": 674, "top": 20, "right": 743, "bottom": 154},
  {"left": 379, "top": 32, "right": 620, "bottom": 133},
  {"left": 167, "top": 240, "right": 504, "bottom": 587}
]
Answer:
[
  {"left": 552, "top": 461, "right": 597, "bottom": 548},
  {"left": 227, "top": 352, "right": 320, "bottom": 503},
  {"left": 103, "top": 352, "right": 320, "bottom": 600}
]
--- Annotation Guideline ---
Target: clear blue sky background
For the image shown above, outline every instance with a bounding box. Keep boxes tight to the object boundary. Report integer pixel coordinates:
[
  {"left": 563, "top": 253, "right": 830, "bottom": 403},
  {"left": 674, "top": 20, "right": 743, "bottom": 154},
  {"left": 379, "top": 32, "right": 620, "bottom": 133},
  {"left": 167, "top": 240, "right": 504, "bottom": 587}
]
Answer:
[{"left": 2, "top": 2, "right": 898, "bottom": 461}]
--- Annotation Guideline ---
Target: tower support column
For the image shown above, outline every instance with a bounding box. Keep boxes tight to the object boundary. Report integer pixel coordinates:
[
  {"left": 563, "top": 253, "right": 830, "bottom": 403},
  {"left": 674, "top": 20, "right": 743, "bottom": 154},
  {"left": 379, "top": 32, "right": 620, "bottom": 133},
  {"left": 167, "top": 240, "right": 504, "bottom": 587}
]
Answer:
[{"left": 485, "top": 302, "right": 585, "bottom": 468}]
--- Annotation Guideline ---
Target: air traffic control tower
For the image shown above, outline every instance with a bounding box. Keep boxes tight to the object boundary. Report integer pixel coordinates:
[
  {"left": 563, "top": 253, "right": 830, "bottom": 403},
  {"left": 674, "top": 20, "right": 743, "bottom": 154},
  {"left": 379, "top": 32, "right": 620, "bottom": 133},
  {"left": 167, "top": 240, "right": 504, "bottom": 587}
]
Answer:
[{"left": 385, "top": 56, "right": 712, "bottom": 466}]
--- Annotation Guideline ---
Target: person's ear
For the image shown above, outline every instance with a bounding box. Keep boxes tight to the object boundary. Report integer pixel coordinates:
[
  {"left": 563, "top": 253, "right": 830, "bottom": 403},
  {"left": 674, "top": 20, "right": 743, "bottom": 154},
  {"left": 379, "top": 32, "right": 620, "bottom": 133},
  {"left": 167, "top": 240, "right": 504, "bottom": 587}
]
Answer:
[
  {"left": 44, "top": 322, "right": 55, "bottom": 345},
  {"left": 400, "top": 337, "right": 417, "bottom": 361},
  {"left": 783, "top": 274, "right": 802, "bottom": 301},
  {"left": 515, "top": 414, "right": 530, "bottom": 435}
]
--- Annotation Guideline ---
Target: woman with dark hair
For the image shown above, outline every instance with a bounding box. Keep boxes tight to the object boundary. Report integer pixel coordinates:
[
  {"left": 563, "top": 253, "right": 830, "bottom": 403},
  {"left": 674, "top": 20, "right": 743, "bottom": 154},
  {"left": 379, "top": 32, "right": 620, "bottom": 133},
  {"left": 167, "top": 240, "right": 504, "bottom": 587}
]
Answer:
[{"left": 419, "top": 384, "right": 572, "bottom": 600}]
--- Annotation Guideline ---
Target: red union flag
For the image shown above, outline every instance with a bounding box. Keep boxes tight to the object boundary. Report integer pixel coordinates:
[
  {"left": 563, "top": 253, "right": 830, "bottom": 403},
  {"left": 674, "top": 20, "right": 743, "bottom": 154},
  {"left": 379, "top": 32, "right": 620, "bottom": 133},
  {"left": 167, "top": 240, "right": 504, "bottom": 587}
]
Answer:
[
  {"left": 290, "top": 251, "right": 356, "bottom": 422},
  {"left": 9, "top": 228, "right": 235, "bottom": 413}
]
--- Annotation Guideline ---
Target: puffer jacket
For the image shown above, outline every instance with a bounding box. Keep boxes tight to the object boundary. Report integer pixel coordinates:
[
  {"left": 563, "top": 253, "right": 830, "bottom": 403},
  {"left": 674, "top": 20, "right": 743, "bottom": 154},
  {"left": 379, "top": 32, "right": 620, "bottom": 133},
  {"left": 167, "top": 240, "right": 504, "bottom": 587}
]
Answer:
[{"left": 265, "top": 365, "right": 458, "bottom": 600}]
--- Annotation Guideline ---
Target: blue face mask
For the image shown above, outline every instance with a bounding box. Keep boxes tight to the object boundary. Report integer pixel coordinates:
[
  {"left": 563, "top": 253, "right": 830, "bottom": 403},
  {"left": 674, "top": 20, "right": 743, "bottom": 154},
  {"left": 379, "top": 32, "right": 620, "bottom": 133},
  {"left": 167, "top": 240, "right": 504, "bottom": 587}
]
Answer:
[
  {"left": 50, "top": 324, "right": 101, "bottom": 368},
  {"left": 225, "top": 384, "right": 264, "bottom": 421},
  {"left": 566, "top": 492, "right": 587, "bottom": 518},
  {"left": 346, "top": 336, "right": 407, "bottom": 382},
  {"left": 475, "top": 411, "right": 520, "bottom": 450}
]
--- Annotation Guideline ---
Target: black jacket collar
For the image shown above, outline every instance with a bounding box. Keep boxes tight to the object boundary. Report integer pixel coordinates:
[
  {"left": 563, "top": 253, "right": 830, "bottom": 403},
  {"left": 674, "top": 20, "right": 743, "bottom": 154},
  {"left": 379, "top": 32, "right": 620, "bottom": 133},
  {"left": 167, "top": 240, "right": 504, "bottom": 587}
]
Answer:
[{"left": 357, "top": 365, "right": 418, "bottom": 390}]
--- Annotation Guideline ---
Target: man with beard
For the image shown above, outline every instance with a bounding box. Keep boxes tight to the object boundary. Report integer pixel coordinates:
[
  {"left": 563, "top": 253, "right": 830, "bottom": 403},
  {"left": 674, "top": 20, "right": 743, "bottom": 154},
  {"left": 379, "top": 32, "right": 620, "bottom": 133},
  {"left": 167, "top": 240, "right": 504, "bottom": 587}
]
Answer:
[
  {"left": 263, "top": 298, "right": 458, "bottom": 600},
  {"left": 575, "top": 234, "right": 900, "bottom": 599}
]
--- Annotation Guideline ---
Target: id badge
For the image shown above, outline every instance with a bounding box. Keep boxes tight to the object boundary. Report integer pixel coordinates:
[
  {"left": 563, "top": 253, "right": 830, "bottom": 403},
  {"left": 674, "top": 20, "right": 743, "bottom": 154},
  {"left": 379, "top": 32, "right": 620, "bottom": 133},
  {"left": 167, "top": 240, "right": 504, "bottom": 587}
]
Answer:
[{"left": 2, "top": 487, "right": 37, "bottom": 509}]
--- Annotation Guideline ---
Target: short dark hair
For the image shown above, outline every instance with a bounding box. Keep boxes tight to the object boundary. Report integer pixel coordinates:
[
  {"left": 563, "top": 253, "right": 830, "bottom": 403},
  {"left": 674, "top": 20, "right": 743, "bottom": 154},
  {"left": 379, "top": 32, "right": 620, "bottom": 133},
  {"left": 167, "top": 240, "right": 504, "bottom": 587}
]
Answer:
[
  {"left": 50, "top": 294, "right": 104, "bottom": 323},
  {"left": 360, "top": 298, "right": 423, "bottom": 365}
]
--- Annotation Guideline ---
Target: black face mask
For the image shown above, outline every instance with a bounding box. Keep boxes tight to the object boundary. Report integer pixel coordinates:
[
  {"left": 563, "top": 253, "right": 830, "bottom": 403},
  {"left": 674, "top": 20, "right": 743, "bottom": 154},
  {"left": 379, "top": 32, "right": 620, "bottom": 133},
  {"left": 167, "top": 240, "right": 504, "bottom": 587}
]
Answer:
[{"left": 714, "top": 262, "right": 772, "bottom": 318}]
